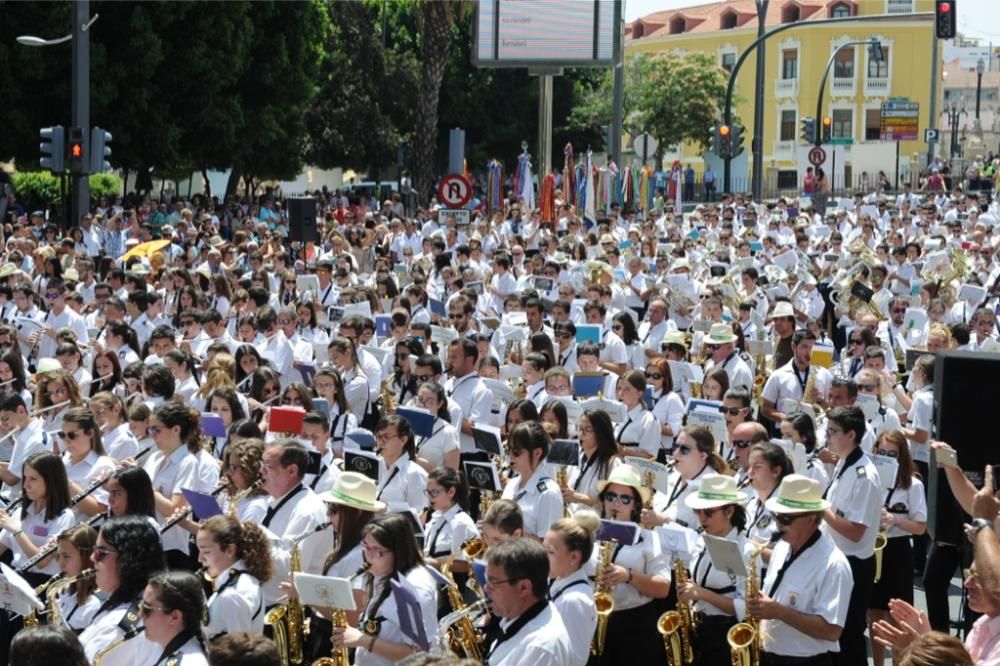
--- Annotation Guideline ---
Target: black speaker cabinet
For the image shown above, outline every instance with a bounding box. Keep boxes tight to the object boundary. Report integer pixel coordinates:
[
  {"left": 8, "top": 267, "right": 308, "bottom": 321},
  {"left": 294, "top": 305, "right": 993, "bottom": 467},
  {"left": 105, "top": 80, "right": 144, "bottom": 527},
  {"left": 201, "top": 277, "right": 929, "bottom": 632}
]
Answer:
[
  {"left": 287, "top": 197, "right": 319, "bottom": 243},
  {"left": 930, "top": 351, "right": 1000, "bottom": 542}
]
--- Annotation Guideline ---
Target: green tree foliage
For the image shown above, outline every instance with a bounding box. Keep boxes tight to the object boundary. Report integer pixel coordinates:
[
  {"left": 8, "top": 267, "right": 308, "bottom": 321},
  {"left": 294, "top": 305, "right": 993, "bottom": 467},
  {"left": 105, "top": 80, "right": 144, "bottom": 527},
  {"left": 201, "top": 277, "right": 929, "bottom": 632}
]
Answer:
[
  {"left": 567, "top": 52, "right": 732, "bottom": 158},
  {"left": 9, "top": 172, "right": 121, "bottom": 206}
]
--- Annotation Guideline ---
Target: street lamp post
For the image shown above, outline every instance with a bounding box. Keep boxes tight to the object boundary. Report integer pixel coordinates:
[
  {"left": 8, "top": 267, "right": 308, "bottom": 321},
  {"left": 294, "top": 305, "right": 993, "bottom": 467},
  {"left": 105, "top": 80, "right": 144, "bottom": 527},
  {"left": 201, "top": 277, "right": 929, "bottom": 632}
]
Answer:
[
  {"left": 943, "top": 98, "right": 967, "bottom": 158},
  {"left": 16, "top": 0, "right": 93, "bottom": 228},
  {"left": 974, "top": 58, "right": 985, "bottom": 143}
]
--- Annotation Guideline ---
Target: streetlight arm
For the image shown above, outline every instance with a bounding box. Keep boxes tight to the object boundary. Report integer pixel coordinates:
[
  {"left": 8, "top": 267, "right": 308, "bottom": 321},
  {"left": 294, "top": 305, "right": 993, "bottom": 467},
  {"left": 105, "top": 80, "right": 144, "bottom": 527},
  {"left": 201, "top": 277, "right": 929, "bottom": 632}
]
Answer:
[
  {"left": 815, "top": 40, "right": 875, "bottom": 147},
  {"left": 16, "top": 34, "right": 72, "bottom": 47}
]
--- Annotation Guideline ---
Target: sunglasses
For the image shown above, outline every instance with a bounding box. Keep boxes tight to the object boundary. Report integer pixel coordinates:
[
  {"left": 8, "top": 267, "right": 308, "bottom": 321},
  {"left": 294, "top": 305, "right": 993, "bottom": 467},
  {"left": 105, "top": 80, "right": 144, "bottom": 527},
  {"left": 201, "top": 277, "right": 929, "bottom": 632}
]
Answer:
[
  {"left": 875, "top": 449, "right": 899, "bottom": 459},
  {"left": 694, "top": 507, "right": 718, "bottom": 518},
  {"left": 890, "top": 309, "right": 907, "bottom": 315},
  {"left": 147, "top": 425, "right": 161, "bottom": 436},
  {"left": 414, "top": 373, "right": 433, "bottom": 383},
  {"left": 674, "top": 445, "right": 693, "bottom": 456},
  {"left": 719, "top": 406, "right": 744, "bottom": 416},
  {"left": 645, "top": 372, "right": 663, "bottom": 380},
  {"left": 732, "top": 439, "right": 752, "bottom": 449},
  {"left": 138, "top": 600, "right": 172, "bottom": 616},
  {"left": 45, "top": 292, "right": 61, "bottom": 300},
  {"left": 601, "top": 491, "right": 634, "bottom": 506},
  {"left": 93, "top": 545, "right": 117, "bottom": 562},
  {"left": 850, "top": 339, "right": 864, "bottom": 345},
  {"left": 58, "top": 430, "right": 85, "bottom": 441},
  {"left": 555, "top": 332, "right": 573, "bottom": 339},
  {"left": 775, "top": 513, "right": 808, "bottom": 526},
  {"left": 448, "top": 314, "right": 463, "bottom": 320},
  {"left": 857, "top": 383, "right": 878, "bottom": 391}
]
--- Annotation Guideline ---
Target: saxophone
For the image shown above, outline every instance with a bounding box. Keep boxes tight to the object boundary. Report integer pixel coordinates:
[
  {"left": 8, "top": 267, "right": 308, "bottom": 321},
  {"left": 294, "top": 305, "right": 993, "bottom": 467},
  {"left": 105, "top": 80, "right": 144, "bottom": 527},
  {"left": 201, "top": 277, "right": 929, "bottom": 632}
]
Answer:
[
  {"left": 800, "top": 365, "right": 825, "bottom": 419},
  {"left": 93, "top": 614, "right": 144, "bottom": 666},
  {"left": 437, "top": 599, "right": 488, "bottom": 657},
  {"left": 727, "top": 546, "right": 762, "bottom": 666},
  {"left": 874, "top": 531, "right": 888, "bottom": 583},
  {"left": 312, "top": 563, "right": 371, "bottom": 666},
  {"left": 557, "top": 465, "right": 569, "bottom": 518},
  {"left": 440, "top": 556, "right": 484, "bottom": 660},
  {"left": 268, "top": 524, "right": 328, "bottom": 666},
  {"left": 380, "top": 379, "right": 397, "bottom": 416},
  {"left": 591, "top": 539, "right": 617, "bottom": 656},
  {"left": 657, "top": 610, "right": 684, "bottom": 666},
  {"left": 24, "top": 572, "right": 62, "bottom": 628},
  {"left": 227, "top": 480, "right": 261, "bottom": 519},
  {"left": 673, "top": 557, "right": 696, "bottom": 664},
  {"left": 46, "top": 568, "right": 94, "bottom": 628}
]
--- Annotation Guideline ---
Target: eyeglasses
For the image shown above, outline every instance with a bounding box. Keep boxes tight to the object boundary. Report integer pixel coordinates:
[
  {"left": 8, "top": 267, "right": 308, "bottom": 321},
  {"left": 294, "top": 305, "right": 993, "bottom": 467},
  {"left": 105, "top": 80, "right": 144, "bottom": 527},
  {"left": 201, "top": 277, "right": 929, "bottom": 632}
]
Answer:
[
  {"left": 857, "top": 383, "right": 878, "bottom": 392},
  {"left": 579, "top": 426, "right": 595, "bottom": 435},
  {"left": 361, "top": 541, "right": 391, "bottom": 558},
  {"left": 850, "top": 339, "right": 864, "bottom": 345},
  {"left": 93, "top": 545, "right": 118, "bottom": 562},
  {"left": 890, "top": 308, "right": 907, "bottom": 315},
  {"left": 484, "top": 576, "right": 524, "bottom": 590},
  {"left": 278, "top": 318, "right": 293, "bottom": 325},
  {"left": 555, "top": 332, "right": 573, "bottom": 339},
  {"left": 775, "top": 513, "right": 808, "bottom": 526},
  {"left": 694, "top": 507, "right": 718, "bottom": 518},
  {"left": 826, "top": 427, "right": 843, "bottom": 436},
  {"left": 180, "top": 320, "right": 195, "bottom": 327},
  {"left": 147, "top": 425, "right": 162, "bottom": 436},
  {"left": 645, "top": 372, "right": 663, "bottom": 380},
  {"left": 424, "top": 488, "right": 445, "bottom": 498},
  {"left": 448, "top": 314, "right": 463, "bottom": 320},
  {"left": 719, "top": 406, "right": 744, "bottom": 416},
  {"left": 602, "top": 491, "right": 634, "bottom": 506},
  {"left": 374, "top": 433, "right": 400, "bottom": 444},
  {"left": 57, "top": 430, "right": 85, "bottom": 441},
  {"left": 138, "top": 600, "right": 173, "bottom": 617},
  {"left": 875, "top": 449, "right": 899, "bottom": 459},
  {"left": 45, "top": 292, "right": 61, "bottom": 300},
  {"left": 674, "top": 445, "right": 693, "bottom": 456}
]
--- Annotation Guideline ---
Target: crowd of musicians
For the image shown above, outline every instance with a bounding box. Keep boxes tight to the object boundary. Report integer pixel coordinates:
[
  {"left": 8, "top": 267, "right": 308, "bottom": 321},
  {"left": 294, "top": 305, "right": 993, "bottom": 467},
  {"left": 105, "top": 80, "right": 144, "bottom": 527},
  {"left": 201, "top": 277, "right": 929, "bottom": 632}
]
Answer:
[{"left": 0, "top": 186, "right": 999, "bottom": 666}]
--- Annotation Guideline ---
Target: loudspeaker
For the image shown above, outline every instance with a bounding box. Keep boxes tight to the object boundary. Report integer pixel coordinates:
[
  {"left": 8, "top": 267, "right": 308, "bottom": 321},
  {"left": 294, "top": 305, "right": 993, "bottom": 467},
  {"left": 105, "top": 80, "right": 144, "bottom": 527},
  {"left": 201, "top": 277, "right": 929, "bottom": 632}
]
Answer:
[
  {"left": 287, "top": 197, "right": 319, "bottom": 243},
  {"left": 930, "top": 351, "right": 1000, "bottom": 542}
]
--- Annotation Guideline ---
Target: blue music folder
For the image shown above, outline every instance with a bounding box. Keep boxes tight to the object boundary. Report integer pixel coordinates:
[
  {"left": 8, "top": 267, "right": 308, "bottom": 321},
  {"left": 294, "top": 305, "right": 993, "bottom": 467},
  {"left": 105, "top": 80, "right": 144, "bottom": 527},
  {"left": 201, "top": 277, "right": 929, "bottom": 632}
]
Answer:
[
  {"left": 573, "top": 373, "right": 605, "bottom": 398},
  {"left": 396, "top": 407, "right": 436, "bottom": 439},
  {"left": 181, "top": 488, "right": 223, "bottom": 521},
  {"left": 200, "top": 413, "right": 227, "bottom": 438},
  {"left": 390, "top": 578, "right": 430, "bottom": 652},
  {"left": 597, "top": 519, "right": 639, "bottom": 546},
  {"left": 428, "top": 298, "right": 446, "bottom": 318},
  {"left": 643, "top": 386, "right": 654, "bottom": 410},
  {"left": 375, "top": 314, "right": 392, "bottom": 338},
  {"left": 576, "top": 324, "right": 601, "bottom": 345}
]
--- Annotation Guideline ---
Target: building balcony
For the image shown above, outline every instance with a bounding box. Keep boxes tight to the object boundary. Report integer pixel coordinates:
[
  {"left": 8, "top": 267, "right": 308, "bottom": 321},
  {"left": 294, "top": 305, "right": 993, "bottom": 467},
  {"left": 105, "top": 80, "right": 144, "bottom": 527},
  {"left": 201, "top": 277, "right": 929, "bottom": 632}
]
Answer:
[
  {"left": 865, "top": 77, "right": 890, "bottom": 96},
  {"left": 774, "top": 140, "right": 796, "bottom": 160},
  {"left": 832, "top": 77, "right": 856, "bottom": 96},
  {"left": 775, "top": 78, "right": 799, "bottom": 98},
  {"left": 885, "top": 0, "right": 914, "bottom": 14}
]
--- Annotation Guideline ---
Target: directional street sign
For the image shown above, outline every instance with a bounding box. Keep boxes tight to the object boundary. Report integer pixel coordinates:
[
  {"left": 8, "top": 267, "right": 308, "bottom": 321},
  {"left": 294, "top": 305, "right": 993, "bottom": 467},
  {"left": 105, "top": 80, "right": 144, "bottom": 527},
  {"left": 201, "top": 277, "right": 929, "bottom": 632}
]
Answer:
[
  {"left": 437, "top": 173, "right": 472, "bottom": 208},
  {"left": 808, "top": 146, "right": 827, "bottom": 167},
  {"left": 880, "top": 99, "right": 920, "bottom": 142}
]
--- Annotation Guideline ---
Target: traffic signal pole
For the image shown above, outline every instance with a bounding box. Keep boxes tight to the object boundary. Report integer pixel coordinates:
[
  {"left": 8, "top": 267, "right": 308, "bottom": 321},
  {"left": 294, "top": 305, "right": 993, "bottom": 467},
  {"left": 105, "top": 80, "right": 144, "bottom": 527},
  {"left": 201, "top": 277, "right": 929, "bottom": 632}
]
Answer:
[
  {"left": 70, "top": 0, "right": 90, "bottom": 228},
  {"left": 815, "top": 39, "right": 877, "bottom": 146}
]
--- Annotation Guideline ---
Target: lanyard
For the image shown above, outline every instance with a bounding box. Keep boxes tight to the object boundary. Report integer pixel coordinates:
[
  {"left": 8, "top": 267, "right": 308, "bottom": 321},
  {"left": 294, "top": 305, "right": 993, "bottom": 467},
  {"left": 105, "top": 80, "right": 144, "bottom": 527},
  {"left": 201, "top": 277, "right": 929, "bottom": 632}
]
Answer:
[
  {"left": 262, "top": 484, "right": 305, "bottom": 528},
  {"left": 767, "top": 530, "right": 822, "bottom": 597},
  {"left": 791, "top": 364, "right": 809, "bottom": 396},
  {"left": 153, "top": 630, "right": 196, "bottom": 666},
  {"left": 822, "top": 447, "right": 863, "bottom": 499},
  {"left": 572, "top": 454, "right": 600, "bottom": 491},
  {"left": 485, "top": 600, "right": 548, "bottom": 663},
  {"left": 447, "top": 374, "right": 474, "bottom": 398},
  {"left": 547, "top": 578, "right": 589, "bottom": 603},
  {"left": 377, "top": 467, "right": 401, "bottom": 500}
]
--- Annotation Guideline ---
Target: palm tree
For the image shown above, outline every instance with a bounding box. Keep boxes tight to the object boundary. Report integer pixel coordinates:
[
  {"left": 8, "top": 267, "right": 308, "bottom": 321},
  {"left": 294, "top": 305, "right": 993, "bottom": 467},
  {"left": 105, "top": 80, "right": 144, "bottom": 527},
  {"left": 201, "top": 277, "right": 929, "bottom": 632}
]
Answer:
[{"left": 411, "top": 0, "right": 466, "bottom": 205}]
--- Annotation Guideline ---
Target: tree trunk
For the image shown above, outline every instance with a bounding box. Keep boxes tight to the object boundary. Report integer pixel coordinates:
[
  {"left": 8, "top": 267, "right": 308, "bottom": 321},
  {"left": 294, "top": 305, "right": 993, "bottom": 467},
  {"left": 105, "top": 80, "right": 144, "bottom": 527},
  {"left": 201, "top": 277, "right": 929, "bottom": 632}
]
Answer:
[
  {"left": 225, "top": 167, "right": 243, "bottom": 199},
  {"left": 411, "top": 0, "right": 454, "bottom": 207},
  {"left": 201, "top": 169, "right": 212, "bottom": 198},
  {"left": 121, "top": 168, "right": 129, "bottom": 197}
]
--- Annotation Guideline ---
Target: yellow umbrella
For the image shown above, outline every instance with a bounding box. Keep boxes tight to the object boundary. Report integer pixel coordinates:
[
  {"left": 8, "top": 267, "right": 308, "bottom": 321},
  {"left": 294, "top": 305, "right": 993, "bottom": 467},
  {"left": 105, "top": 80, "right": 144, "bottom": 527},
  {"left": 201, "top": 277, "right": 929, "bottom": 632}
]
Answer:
[{"left": 121, "top": 239, "right": 171, "bottom": 263}]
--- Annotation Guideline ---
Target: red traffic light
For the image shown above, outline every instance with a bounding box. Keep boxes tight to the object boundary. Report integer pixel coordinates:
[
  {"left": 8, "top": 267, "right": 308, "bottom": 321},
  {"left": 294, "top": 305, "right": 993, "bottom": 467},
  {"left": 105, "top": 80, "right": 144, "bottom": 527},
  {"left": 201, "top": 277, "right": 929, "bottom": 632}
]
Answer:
[
  {"left": 937, "top": 1, "right": 951, "bottom": 12},
  {"left": 71, "top": 143, "right": 83, "bottom": 158}
]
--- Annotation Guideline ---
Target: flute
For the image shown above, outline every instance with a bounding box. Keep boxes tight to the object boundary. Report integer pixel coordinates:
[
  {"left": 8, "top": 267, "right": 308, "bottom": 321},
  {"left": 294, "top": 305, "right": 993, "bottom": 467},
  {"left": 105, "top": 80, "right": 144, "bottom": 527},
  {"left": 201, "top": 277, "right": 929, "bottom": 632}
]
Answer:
[
  {"left": 78, "top": 373, "right": 113, "bottom": 388},
  {"left": 31, "top": 400, "right": 72, "bottom": 417}
]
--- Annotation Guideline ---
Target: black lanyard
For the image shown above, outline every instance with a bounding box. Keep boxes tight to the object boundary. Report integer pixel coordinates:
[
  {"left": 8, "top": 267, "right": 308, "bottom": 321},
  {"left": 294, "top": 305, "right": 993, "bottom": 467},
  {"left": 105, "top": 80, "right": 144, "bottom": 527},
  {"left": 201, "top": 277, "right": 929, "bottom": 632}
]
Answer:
[
  {"left": 750, "top": 487, "right": 777, "bottom": 530},
  {"left": 153, "top": 629, "right": 196, "bottom": 666},
  {"left": 547, "top": 578, "right": 589, "bottom": 603},
  {"left": 822, "top": 447, "right": 863, "bottom": 499},
  {"left": 448, "top": 374, "right": 474, "bottom": 398},
  {"left": 262, "top": 484, "right": 305, "bottom": 528},
  {"left": 616, "top": 416, "right": 634, "bottom": 444},
  {"left": 767, "top": 529, "right": 822, "bottom": 597},
  {"left": 485, "top": 600, "right": 548, "bottom": 663},
  {"left": 572, "top": 454, "right": 600, "bottom": 491},
  {"left": 791, "top": 364, "right": 809, "bottom": 395},
  {"left": 377, "top": 467, "right": 400, "bottom": 500},
  {"left": 418, "top": 422, "right": 445, "bottom": 450}
]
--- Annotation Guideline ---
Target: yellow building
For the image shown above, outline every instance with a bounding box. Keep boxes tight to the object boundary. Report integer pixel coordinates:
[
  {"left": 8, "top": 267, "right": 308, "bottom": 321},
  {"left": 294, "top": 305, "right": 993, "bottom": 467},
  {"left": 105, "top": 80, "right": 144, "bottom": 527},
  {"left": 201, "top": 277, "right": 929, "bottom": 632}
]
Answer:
[{"left": 626, "top": 0, "right": 939, "bottom": 193}]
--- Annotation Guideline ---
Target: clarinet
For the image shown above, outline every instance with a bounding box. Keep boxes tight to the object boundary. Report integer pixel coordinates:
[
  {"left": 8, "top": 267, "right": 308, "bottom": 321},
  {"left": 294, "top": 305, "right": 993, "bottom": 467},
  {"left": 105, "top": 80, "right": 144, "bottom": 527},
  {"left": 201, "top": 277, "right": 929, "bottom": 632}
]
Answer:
[
  {"left": 70, "top": 469, "right": 116, "bottom": 506},
  {"left": 17, "top": 540, "right": 59, "bottom": 574},
  {"left": 158, "top": 484, "right": 228, "bottom": 534}
]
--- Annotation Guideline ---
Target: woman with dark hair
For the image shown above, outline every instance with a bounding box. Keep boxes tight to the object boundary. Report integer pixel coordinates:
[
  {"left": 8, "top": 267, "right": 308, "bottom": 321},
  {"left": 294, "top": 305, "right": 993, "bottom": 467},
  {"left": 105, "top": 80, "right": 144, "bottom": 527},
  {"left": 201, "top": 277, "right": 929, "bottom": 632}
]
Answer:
[
  {"left": 680, "top": 474, "right": 758, "bottom": 666},
  {"left": 60, "top": 406, "right": 116, "bottom": 518},
  {"left": 412, "top": 381, "right": 459, "bottom": 472},
  {"left": 647, "top": 357, "right": 685, "bottom": 461},
  {"left": 293, "top": 472, "right": 385, "bottom": 662},
  {"left": 281, "top": 382, "right": 315, "bottom": 413},
  {"left": 0, "top": 349, "right": 33, "bottom": 408},
  {"left": 528, "top": 332, "right": 556, "bottom": 369},
  {"left": 701, "top": 366, "right": 730, "bottom": 402},
  {"left": 197, "top": 515, "right": 272, "bottom": 639},
  {"left": 373, "top": 415, "right": 428, "bottom": 511},
  {"left": 615, "top": 368, "right": 660, "bottom": 460},
  {"left": 500, "top": 421, "right": 563, "bottom": 538},
  {"left": 328, "top": 336, "right": 370, "bottom": 421},
  {"left": 780, "top": 411, "right": 829, "bottom": 487},
  {"left": 246, "top": 367, "right": 281, "bottom": 422},
  {"left": 644, "top": 425, "right": 729, "bottom": 530},
  {"left": 312, "top": 368, "right": 358, "bottom": 455},
  {"left": 333, "top": 513, "right": 440, "bottom": 663},
  {"left": 744, "top": 442, "right": 793, "bottom": 557},
  {"left": 10, "top": 625, "right": 88, "bottom": 666},
  {"left": 595, "top": 464, "right": 671, "bottom": 663},
  {"left": 521, "top": 352, "right": 551, "bottom": 410},
  {"left": 143, "top": 401, "right": 204, "bottom": 570},
  {"left": 140, "top": 570, "right": 210, "bottom": 665},
  {"left": 207, "top": 388, "right": 247, "bottom": 459},
  {"left": 164, "top": 350, "right": 200, "bottom": 402},
  {"left": 539, "top": 399, "right": 569, "bottom": 440},
  {"left": 79, "top": 515, "right": 166, "bottom": 664},
  {"left": 611, "top": 311, "right": 640, "bottom": 369},
  {"left": 89, "top": 350, "right": 123, "bottom": 398},
  {"left": 234, "top": 345, "right": 265, "bottom": 389},
  {"left": 56, "top": 342, "right": 91, "bottom": 387},
  {"left": 104, "top": 465, "right": 157, "bottom": 524},
  {"left": 562, "top": 409, "right": 621, "bottom": 512},
  {"left": 423, "top": 467, "right": 479, "bottom": 568},
  {"left": 391, "top": 337, "right": 424, "bottom": 407},
  {"left": 296, "top": 300, "right": 329, "bottom": 348},
  {"left": 503, "top": 398, "right": 538, "bottom": 442},
  {"left": 54, "top": 523, "right": 100, "bottom": 633},
  {"left": 105, "top": 321, "right": 141, "bottom": 366}
]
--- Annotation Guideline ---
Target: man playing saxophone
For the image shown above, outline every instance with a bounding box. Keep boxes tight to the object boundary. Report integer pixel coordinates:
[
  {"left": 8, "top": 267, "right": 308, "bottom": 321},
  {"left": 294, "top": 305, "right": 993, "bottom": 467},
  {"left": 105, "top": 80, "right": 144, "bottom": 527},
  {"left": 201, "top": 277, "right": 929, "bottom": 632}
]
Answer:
[
  {"left": 746, "top": 475, "right": 852, "bottom": 666},
  {"left": 679, "top": 474, "right": 758, "bottom": 666},
  {"left": 760, "top": 330, "right": 833, "bottom": 432}
]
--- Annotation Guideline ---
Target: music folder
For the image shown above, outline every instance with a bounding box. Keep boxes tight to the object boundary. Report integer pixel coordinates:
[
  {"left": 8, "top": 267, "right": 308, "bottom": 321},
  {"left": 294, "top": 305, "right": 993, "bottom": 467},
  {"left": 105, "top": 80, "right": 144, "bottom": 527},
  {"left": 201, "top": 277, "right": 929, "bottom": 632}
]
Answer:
[
  {"left": 344, "top": 450, "right": 380, "bottom": 481},
  {"left": 181, "top": 489, "right": 223, "bottom": 521},
  {"left": 547, "top": 439, "right": 581, "bottom": 467},
  {"left": 395, "top": 406, "right": 435, "bottom": 439},
  {"left": 200, "top": 413, "right": 227, "bottom": 438},
  {"left": 391, "top": 578, "right": 430, "bottom": 652},
  {"left": 703, "top": 534, "right": 748, "bottom": 578},
  {"left": 572, "top": 373, "right": 605, "bottom": 398},
  {"left": 463, "top": 460, "right": 501, "bottom": 493},
  {"left": 293, "top": 573, "right": 356, "bottom": 611},
  {"left": 597, "top": 519, "right": 639, "bottom": 546},
  {"left": 0, "top": 563, "right": 44, "bottom": 617},
  {"left": 471, "top": 425, "right": 503, "bottom": 457}
]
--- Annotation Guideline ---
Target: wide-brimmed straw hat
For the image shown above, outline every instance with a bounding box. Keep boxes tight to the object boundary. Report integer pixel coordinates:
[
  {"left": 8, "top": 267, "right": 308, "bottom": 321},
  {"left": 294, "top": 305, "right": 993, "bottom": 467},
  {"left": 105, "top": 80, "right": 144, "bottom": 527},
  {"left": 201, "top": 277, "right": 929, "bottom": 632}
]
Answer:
[
  {"left": 764, "top": 474, "right": 830, "bottom": 514},
  {"left": 321, "top": 471, "right": 386, "bottom": 513}
]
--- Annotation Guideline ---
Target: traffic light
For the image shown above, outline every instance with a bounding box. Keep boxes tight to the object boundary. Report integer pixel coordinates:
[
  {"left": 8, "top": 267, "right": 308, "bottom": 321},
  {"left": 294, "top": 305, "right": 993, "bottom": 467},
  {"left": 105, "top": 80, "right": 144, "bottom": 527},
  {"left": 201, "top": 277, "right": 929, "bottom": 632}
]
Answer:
[
  {"left": 67, "top": 126, "right": 86, "bottom": 175},
  {"left": 39, "top": 126, "right": 65, "bottom": 172},
  {"left": 935, "top": 0, "right": 956, "bottom": 39},
  {"left": 730, "top": 124, "right": 746, "bottom": 158},
  {"left": 822, "top": 117, "right": 833, "bottom": 144},
  {"left": 800, "top": 117, "right": 816, "bottom": 145},
  {"left": 90, "top": 127, "right": 112, "bottom": 173},
  {"left": 717, "top": 124, "right": 732, "bottom": 159}
]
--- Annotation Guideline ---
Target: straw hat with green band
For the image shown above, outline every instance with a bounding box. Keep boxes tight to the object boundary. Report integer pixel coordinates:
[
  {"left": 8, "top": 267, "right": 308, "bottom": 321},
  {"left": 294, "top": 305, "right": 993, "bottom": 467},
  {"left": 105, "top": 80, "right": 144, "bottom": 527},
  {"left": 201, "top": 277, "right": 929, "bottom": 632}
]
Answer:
[
  {"left": 704, "top": 323, "right": 738, "bottom": 345},
  {"left": 685, "top": 473, "right": 748, "bottom": 510},
  {"left": 321, "top": 471, "right": 387, "bottom": 513},
  {"left": 596, "top": 464, "right": 652, "bottom": 507},
  {"left": 764, "top": 474, "right": 831, "bottom": 515}
]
